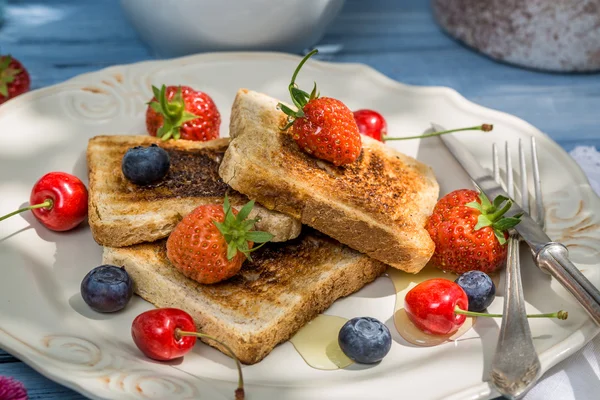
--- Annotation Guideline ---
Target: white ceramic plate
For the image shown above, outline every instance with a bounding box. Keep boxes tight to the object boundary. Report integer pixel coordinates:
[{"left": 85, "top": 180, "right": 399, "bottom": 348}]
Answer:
[{"left": 0, "top": 52, "right": 599, "bottom": 400}]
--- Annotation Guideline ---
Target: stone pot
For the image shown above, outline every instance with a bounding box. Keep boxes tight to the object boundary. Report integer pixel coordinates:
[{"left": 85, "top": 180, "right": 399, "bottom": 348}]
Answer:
[{"left": 432, "top": 0, "right": 600, "bottom": 72}]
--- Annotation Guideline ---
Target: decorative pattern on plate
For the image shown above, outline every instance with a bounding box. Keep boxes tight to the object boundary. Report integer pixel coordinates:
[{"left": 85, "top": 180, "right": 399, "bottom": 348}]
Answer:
[
  {"left": 61, "top": 70, "right": 148, "bottom": 123},
  {"left": 0, "top": 328, "right": 218, "bottom": 400},
  {"left": 545, "top": 187, "right": 600, "bottom": 265}
]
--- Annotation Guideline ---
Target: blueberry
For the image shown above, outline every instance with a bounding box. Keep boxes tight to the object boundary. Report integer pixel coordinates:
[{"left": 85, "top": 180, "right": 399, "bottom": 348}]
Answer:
[
  {"left": 122, "top": 144, "right": 170, "bottom": 185},
  {"left": 81, "top": 265, "right": 133, "bottom": 313},
  {"left": 338, "top": 317, "right": 391, "bottom": 364},
  {"left": 455, "top": 270, "right": 496, "bottom": 312}
]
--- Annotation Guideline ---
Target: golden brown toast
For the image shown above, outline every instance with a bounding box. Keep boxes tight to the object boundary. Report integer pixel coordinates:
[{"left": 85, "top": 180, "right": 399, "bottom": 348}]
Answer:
[
  {"left": 87, "top": 135, "right": 301, "bottom": 247},
  {"left": 103, "top": 230, "right": 387, "bottom": 364},
  {"left": 219, "top": 89, "right": 439, "bottom": 273}
]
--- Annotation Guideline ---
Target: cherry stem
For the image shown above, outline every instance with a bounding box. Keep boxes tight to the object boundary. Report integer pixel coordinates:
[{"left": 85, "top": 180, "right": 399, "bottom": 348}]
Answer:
[
  {"left": 454, "top": 306, "right": 568, "bottom": 320},
  {"left": 0, "top": 199, "right": 53, "bottom": 222},
  {"left": 383, "top": 124, "right": 493, "bottom": 142},
  {"left": 176, "top": 329, "right": 245, "bottom": 400}
]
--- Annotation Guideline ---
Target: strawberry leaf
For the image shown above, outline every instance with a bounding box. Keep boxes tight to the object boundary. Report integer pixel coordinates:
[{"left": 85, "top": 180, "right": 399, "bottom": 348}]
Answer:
[
  {"left": 158, "top": 121, "right": 173, "bottom": 140},
  {"left": 493, "top": 230, "right": 507, "bottom": 245},
  {"left": 212, "top": 195, "right": 274, "bottom": 263},
  {"left": 473, "top": 214, "right": 493, "bottom": 231},
  {"left": 0, "top": 56, "right": 11, "bottom": 71},
  {"left": 223, "top": 194, "right": 231, "bottom": 214},
  {"left": 227, "top": 242, "right": 238, "bottom": 260},
  {"left": 470, "top": 191, "right": 522, "bottom": 245},
  {"left": 309, "top": 82, "right": 318, "bottom": 100},
  {"left": 466, "top": 201, "right": 483, "bottom": 212},
  {"left": 149, "top": 101, "right": 162, "bottom": 113},
  {"left": 236, "top": 200, "right": 255, "bottom": 222},
  {"left": 246, "top": 231, "right": 274, "bottom": 243},
  {"left": 492, "top": 195, "right": 509, "bottom": 209},
  {"left": 492, "top": 216, "right": 522, "bottom": 231},
  {"left": 151, "top": 84, "right": 197, "bottom": 141},
  {"left": 151, "top": 85, "right": 162, "bottom": 101},
  {"left": 478, "top": 191, "right": 493, "bottom": 212}
]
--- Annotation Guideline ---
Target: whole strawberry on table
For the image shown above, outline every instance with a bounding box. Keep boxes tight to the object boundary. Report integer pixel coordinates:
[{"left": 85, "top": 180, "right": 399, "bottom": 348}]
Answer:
[
  {"left": 426, "top": 189, "right": 522, "bottom": 274},
  {"left": 0, "top": 55, "right": 30, "bottom": 104}
]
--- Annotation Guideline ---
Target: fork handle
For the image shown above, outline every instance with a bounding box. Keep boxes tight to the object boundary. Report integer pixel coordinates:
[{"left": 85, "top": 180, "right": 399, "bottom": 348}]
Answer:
[
  {"left": 536, "top": 243, "right": 600, "bottom": 326},
  {"left": 490, "top": 235, "right": 541, "bottom": 399}
]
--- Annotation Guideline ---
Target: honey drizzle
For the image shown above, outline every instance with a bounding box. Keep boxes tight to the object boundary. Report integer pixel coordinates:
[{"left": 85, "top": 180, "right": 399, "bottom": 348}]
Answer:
[
  {"left": 289, "top": 315, "right": 353, "bottom": 370},
  {"left": 290, "top": 265, "right": 500, "bottom": 369}
]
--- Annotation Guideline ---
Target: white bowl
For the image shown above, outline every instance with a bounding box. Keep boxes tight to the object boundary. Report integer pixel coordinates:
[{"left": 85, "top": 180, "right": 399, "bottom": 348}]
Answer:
[{"left": 120, "top": 0, "right": 346, "bottom": 57}]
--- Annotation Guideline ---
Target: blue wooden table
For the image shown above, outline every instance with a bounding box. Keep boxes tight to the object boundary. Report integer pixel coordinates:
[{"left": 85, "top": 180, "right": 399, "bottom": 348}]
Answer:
[{"left": 1, "top": 0, "right": 599, "bottom": 398}]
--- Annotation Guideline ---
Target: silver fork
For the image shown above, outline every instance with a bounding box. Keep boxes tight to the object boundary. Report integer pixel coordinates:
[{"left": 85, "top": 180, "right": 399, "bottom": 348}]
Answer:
[{"left": 489, "top": 138, "right": 541, "bottom": 399}]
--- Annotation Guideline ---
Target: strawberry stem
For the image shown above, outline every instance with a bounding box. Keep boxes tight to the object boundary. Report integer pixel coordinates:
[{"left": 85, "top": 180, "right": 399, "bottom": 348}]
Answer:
[
  {"left": 454, "top": 306, "right": 568, "bottom": 320},
  {"left": 176, "top": 329, "right": 245, "bottom": 399},
  {"left": 213, "top": 194, "right": 274, "bottom": 261},
  {"left": 290, "top": 49, "right": 318, "bottom": 89},
  {"left": 0, "top": 199, "right": 53, "bottom": 222},
  {"left": 467, "top": 192, "right": 521, "bottom": 245},
  {"left": 487, "top": 198, "right": 513, "bottom": 222},
  {"left": 383, "top": 124, "right": 493, "bottom": 141},
  {"left": 149, "top": 85, "right": 198, "bottom": 141},
  {"left": 277, "top": 49, "right": 320, "bottom": 130}
]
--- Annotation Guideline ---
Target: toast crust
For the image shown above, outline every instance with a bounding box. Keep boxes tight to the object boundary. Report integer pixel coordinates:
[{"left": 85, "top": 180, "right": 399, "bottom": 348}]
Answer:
[
  {"left": 219, "top": 89, "right": 439, "bottom": 273},
  {"left": 103, "top": 232, "right": 387, "bottom": 364},
  {"left": 87, "top": 135, "right": 301, "bottom": 247}
]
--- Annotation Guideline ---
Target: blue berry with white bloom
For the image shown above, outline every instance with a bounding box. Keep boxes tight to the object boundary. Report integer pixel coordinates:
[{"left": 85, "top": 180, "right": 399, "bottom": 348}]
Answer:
[
  {"left": 122, "top": 144, "right": 170, "bottom": 185},
  {"left": 338, "top": 317, "right": 391, "bottom": 364},
  {"left": 455, "top": 270, "right": 496, "bottom": 312},
  {"left": 81, "top": 265, "right": 133, "bottom": 313}
]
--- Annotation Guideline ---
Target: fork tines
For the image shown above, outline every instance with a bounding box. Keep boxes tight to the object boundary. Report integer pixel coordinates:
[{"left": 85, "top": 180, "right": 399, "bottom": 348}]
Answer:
[{"left": 492, "top": 137, "right": 543, "bottom": 225}]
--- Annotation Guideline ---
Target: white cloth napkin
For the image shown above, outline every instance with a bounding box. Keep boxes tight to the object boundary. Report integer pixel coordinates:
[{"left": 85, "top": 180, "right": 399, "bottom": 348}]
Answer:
[{"left": 523, "top": 146, "right": 600, "bottom": 400}]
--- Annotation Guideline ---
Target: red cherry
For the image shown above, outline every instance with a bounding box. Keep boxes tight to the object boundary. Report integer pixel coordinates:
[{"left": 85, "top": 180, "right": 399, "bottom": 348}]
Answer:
[
  {"left": 353, "top": 109, "right": 387, "bottom": 141},
  {"left": 131, "top": 308, "right": 246, "bottom": 399},
  {"left": 131, "top": 308, "right": 197, "bottom": 361},
  {"left": 0, "top": 172, "right": 88, "bottom": 231},
  {"left": 29, "top": 172, "right": 88, "bottom": 231},
  {"left": 404, "top": 279, "right": 468, "bottom": 335}
]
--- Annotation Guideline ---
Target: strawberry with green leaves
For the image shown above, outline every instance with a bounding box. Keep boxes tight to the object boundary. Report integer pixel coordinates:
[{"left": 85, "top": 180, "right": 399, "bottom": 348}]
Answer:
[
  {"left": 0, "top": 55, "right": 30, "bottom": 105},
  {"left": 166, "top": 196, "right": 273, "bottom": 284},
  {"left": 426, "top": 189, "right": 522, "bottom": 274},
  {"left": 146, "top": 84, "right": 220, "bottom": 141},
  {"left": 278, "top": 50, "right": 361, "bottom": 166}
]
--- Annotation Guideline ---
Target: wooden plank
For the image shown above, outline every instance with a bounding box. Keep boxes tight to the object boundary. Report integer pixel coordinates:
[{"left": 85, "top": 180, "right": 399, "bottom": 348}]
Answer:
[
  {"left": 0, "top": 362, "right": 86, "bottom": 399},
  {"left": 0, "top": 348, "right": 18, "bottom": 364}
]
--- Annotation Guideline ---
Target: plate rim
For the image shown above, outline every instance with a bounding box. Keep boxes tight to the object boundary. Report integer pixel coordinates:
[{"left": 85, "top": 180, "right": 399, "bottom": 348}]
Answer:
[{"left": 0, "top": 51, "right": 598, "bottom": 400}]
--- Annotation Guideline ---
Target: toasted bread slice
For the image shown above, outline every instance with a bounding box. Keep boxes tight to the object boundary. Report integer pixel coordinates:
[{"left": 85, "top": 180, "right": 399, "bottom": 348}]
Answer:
[
  {"left": 103, "top": 230, "right": 387, "bottom": 364},
  {"left": 87, "top": 135, "right": 301, "bottom": 247},
  {"left": 219, "top": 89, "right": 439, "bottom": 273}
]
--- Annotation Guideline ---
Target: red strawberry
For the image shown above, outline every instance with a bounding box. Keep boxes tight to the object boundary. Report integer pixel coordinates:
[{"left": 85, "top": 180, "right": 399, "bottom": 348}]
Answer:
[
  {"left": 166, "top": 196, "right": 273, "bottom": 284},
  {"left": 146, "top": 85, "right": 220, "bottom": 141},
  {"left": 278, "top": 50, "right": 361, "bottom": 166},
  {"left": 353, "top": 109, "right": 387, "bottom": 141},
  {"left": 0, "top": 55, "right": 30, "bottom": 104},
  {"left": 426, "top": 189, "right": 521, "bottom": 274}
]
